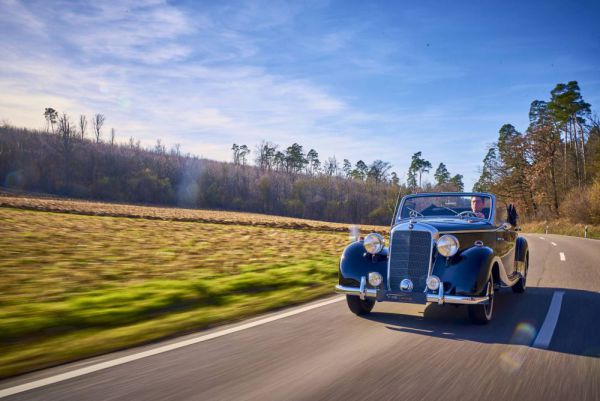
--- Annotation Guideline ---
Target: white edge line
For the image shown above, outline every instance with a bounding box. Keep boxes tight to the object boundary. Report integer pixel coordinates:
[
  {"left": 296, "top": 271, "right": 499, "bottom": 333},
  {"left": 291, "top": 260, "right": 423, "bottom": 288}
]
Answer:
[
  {"left": 0, "top": 296, "right": 345, "bottom": 399},
  {"left": 559, "top": 252, "right": 566, "bottom": 261},
  {"left": 551, "top": 242, "right": 557, "bottom": 246},
  {"left": 532, "top": 291, "right": 565, "bottom": 349}
]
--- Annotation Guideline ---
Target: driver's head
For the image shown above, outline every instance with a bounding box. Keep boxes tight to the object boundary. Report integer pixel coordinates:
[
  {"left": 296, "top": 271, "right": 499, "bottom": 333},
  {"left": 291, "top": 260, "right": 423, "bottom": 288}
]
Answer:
[{"left": 471, "top": 196, "right": 485, "bottom": 213}]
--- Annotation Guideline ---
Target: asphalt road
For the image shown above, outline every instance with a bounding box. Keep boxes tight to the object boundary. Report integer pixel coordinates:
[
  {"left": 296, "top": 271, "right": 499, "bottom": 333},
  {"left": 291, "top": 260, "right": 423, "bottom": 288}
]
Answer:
[{"left": 1, "top": 234, "right": 600, "bottom": 401}]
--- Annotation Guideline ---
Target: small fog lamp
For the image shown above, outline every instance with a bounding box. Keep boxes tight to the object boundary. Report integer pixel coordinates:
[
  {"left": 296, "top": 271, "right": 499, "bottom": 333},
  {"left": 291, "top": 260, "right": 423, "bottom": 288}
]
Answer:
[
  {"left": 426, "top": 275, "right": 441, "bottom": 291},
  {"left": 368, "top": 272, "right": 383, "bottom": 287}
]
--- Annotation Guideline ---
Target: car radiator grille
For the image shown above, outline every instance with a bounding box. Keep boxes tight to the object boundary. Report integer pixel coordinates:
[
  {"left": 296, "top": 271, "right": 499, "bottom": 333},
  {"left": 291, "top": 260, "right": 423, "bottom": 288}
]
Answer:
[{"left": 388, "top": 230, "right": 432, "bottom": 292}]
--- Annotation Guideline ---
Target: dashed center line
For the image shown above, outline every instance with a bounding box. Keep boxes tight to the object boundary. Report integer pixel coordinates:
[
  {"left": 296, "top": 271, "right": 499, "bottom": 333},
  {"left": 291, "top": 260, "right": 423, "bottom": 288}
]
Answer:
[
  {"left": 559, "top": 252, "right": 566, "bottom": 261},
  {"left": 551, "top": 242, "right": 557, "bottom": 246},
  {"left": 539, "top": 236, "right": 546, "bottom": 240},
  {"left": 533, "top": 291, "right": 565, "bottom": 349}
]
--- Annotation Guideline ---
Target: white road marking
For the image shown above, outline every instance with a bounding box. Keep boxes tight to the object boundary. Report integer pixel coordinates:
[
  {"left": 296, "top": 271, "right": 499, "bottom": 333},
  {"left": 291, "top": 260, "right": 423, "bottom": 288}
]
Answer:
[
  {"left": 560, "top": 252, "right": 566, "bottom": 261},
  {"left": 539, "top": 237, "right": 546, "bottom": 240},
  {"left": 0, "top": 296, "right": 345, "bottom": 399},
  {"left": 551, "top": 242, "right": 557, "bottom": 246},
  {"left": 533, "top": 291, "right": 565, "bottom": 349}
]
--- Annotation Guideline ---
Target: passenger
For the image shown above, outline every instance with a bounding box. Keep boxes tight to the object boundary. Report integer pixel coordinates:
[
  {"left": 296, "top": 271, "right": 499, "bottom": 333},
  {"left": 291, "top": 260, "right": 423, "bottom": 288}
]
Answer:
[{"left": 470, "top": 196, "right": 486, "bottom": 218}]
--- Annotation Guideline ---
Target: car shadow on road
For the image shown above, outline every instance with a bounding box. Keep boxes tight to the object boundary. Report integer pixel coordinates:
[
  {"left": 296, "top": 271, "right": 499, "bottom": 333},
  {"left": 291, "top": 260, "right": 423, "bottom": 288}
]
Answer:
[{"left": 362, "top": 287, "right": 600, "bottom": 358}]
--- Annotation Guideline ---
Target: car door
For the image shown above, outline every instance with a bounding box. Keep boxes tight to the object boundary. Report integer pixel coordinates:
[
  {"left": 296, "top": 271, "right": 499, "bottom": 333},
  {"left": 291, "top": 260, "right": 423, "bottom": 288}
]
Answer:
[{"left": 495, "top": 205, "right": 517, "bottom": 275}]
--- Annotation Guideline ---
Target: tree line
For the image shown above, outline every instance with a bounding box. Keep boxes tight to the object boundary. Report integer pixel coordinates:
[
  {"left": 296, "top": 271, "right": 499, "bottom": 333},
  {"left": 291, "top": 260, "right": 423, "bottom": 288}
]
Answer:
[
  {"left": 473, "top": 81, "right": 600, "bottom": 223},
  {"left": 0, "top": 110, "right": 464, "bottom": 225}
]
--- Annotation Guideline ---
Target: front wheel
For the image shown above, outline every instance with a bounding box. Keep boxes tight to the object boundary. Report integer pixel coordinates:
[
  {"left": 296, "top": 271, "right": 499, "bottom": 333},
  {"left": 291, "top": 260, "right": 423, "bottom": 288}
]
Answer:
[
  {"left": 346, "top": 295, "right": 375, "bottom": 315},
  {"left": 468, "top": 275, "right": 494, "bottom": 324}
]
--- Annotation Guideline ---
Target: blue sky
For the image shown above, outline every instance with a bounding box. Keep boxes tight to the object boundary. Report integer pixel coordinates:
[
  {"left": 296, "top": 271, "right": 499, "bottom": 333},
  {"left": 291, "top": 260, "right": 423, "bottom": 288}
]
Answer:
[{"left": 1, "top": 0, "right": 599, "bottom": 189}]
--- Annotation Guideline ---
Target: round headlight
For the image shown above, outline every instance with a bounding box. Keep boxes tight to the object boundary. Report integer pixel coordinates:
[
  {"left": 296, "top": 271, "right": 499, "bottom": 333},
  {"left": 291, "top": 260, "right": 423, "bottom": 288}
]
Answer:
[
  {"left": 363, "top": 233, "right": 385, "bottom": 254},
  {"left": 426, "top": 275, "right": 441, "bottom": 291},
  {"left": 368, "top": 272, "right": 383, "bottom": 287},
  {"left": 437, "top": 235, "right": 459, "bottom": 257}
]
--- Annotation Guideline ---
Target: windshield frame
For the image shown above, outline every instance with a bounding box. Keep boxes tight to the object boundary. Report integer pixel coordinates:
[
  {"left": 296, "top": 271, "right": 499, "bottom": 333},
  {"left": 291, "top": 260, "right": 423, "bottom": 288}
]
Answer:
[{"left": 392, "top": 192, "right": 496, "bottom": 227}]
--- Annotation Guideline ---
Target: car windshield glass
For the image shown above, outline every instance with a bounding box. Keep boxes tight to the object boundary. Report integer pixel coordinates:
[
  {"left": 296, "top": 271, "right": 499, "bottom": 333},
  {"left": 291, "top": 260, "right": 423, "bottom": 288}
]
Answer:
[{"left": 396, "top": 195, "right": 491, "bottom": 222}]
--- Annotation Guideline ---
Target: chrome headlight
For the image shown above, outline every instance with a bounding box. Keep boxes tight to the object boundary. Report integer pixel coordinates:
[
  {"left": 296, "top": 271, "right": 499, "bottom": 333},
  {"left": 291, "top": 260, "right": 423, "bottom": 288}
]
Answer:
[
  {"left": 363, "top": 233, "right": 385, "bottom": 254},
  {"left": 437, "top": 234, "right": 459, "bottom": 257}
]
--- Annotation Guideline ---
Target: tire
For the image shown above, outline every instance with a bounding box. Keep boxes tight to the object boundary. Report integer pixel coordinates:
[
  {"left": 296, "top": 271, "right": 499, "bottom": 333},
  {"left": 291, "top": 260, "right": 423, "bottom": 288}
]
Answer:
[
  {"left": 468, "top": 275, "right": 494, "bottom": 324},
  {"left": 346, "top": 295, "right": 375, "bottom": 315},
  {"left": 512, "top": 252, "right": 528, "bottom": 293}
]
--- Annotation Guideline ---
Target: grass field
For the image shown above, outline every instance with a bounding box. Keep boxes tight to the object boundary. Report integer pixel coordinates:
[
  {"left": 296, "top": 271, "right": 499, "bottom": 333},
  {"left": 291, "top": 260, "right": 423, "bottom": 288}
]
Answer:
[
  {"left": 0, "top": 205, "right": 384, "bottom": 378},
  {"left": 521, "top": 219, "right": 600, "bottom": 240}
]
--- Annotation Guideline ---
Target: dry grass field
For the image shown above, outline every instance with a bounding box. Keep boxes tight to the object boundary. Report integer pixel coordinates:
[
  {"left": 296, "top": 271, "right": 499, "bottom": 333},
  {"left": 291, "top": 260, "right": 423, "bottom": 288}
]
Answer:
[
  {"left": 0, "top": 202, "right": 385, "bottom": 378},
  {"left": 0, "top": 194, "right": 386, "bottom": 233}
]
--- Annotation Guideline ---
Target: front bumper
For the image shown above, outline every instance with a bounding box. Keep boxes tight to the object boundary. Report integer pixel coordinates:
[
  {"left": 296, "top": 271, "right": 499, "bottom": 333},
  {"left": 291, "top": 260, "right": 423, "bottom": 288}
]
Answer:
[{"left": 335, "top": 276, "right": 488, "bottom": 305}]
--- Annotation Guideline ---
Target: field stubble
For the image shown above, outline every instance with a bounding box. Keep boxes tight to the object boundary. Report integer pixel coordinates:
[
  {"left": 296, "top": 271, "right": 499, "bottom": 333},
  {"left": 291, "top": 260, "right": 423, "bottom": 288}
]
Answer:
[{"left": 0, "top": 203, "right": 385, "bottom": 378}]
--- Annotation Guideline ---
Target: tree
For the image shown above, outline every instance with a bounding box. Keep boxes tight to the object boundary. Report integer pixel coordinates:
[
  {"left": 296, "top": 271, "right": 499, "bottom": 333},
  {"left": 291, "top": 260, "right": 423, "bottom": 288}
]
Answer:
[
  {"left": 342, "top": 159, "right": 352, "bottom": 177},
  {"left": 285, "top": 143, "right": 307, "bottom": 173},
  {"left": 449, "top": 174, "right": 464, "bottom": 191},
  {"left": 408, "top": 151, "right": 432, "bottom": 189},
  {"left": 306, "top": 149, "right": 320, "bottom": 175},
  {"left": 239, "top": 145, "right": 250, "bottom": 165},
  {"left": 351, "top": 160, "right": 368, "bottom": 180},
  {"left": 323, "top": 156, "right": 339, "bottom": 176},
  {"left": 390, "top": 171, "right": 400, "bottom": 186},
  {"left": 255, "top": 140, "right": 277, "bottom": 170},
  {"left": 79, "top": 115, "right": 87, "bottom": 139},
  {"left": 92, "top": 114, "right": 105, "bottom": 143},
  {"left": 44, "top": 108, "right": 58, "bottom": 133},
  {"left": 367, "top": 160, "right": 391, "bottom": 183},
  {"left": 548, "top": 81, "right": 591, "bottom": 186},
  {"left": 473, "top": 147, "right": 500, "bottom": 192},
  {"left": 434, "top": 163, "right": 451, "bottom": 186}
]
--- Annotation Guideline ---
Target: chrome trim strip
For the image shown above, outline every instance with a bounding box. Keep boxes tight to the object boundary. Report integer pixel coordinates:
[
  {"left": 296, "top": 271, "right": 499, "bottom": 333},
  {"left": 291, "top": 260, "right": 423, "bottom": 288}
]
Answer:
[
  {"left": 427, "top": 293, "right": 489, "bottom": 305},
  {"left": 437, "top": 229, "right": 498, "bottom": 234},
  {"left": 335, "top": 285, "right": 489, "bottom": 304},
  {"left": 335, "top": 284, "right": 377, "bottom": 298}
]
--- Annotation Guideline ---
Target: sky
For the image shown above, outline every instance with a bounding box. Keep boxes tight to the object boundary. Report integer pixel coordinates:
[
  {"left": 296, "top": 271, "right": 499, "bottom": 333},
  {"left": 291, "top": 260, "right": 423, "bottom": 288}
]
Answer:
[{"left": 1, "top": 0, "right": 599, "bottom": 189}]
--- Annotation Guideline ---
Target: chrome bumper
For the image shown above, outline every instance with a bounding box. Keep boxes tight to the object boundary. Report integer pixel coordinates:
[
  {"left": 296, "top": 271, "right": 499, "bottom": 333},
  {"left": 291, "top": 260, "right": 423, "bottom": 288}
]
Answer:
[{"left": 335, "top": 276, "right": 489, "bottom": 305}]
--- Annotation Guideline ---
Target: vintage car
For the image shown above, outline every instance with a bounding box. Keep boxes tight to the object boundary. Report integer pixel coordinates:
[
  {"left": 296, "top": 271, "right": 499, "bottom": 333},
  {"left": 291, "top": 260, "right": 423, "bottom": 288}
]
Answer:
[{"left": 335, "top": 192, "right": 528, "bottom": 324}]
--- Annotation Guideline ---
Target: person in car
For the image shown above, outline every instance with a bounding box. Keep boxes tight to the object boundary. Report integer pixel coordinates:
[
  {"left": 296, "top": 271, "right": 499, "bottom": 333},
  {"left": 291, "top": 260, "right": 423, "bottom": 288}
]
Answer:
[{"left": 470, "top": 196, "right": 486, "bottom": 218}]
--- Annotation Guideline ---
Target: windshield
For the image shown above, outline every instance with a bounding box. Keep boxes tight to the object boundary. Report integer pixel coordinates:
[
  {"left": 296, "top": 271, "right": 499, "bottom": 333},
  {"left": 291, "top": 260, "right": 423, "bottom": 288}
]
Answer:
[{"left": 396, "top": 194, "right": 492, "bottom": 223}]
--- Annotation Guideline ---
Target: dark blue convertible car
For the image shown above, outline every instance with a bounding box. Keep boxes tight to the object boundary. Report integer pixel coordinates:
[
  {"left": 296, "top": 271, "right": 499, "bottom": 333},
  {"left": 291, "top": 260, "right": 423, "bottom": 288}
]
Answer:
[{"left": 335, "top": 192, "right": 528, "bottom": 324}]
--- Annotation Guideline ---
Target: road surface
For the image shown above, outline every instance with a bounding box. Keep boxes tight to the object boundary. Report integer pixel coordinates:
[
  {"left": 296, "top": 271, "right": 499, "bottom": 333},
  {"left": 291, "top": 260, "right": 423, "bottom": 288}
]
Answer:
[{"left": 1, "top": 234, "right": 599, "bottom": 401}]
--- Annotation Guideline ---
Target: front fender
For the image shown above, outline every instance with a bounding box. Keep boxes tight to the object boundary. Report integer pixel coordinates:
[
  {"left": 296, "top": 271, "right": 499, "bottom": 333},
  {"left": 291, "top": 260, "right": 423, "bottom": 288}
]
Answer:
[
  {"left": 339, "top": 241, "right": 388, "bottom": 288},
  {"left": 432, "top": 246, "right": 494, "bottom": 296}
]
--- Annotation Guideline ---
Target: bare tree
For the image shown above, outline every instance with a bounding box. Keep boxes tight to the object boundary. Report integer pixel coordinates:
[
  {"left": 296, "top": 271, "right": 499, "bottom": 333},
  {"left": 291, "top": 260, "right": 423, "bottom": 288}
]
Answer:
[
  {"left": 79, "top": 115, "right": 87, "bottom": 139},
  {"left": 44, "top": 108, "right": 58, "bottom": 133},
  {"left": 92, "top": 114, "right": 105, "bottom": 143}
]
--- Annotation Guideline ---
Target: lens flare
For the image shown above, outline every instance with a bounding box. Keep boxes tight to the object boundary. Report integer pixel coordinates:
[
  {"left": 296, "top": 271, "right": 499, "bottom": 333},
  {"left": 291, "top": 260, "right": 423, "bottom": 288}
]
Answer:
[{"left": 511, "top": 322, "right": 537, "bottom": 346}]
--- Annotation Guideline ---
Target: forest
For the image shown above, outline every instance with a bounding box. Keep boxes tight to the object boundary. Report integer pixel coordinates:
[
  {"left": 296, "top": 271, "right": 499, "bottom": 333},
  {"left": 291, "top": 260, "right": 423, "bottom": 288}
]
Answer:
[
  {"left": 1, "top": 80, "right": 597, "bottom": 226},
  {"left": 473, "top": 81, "right": 600, "bottom": 224},
  {"left": 0, "top": 112, "right": 465, "bottom": 225}
]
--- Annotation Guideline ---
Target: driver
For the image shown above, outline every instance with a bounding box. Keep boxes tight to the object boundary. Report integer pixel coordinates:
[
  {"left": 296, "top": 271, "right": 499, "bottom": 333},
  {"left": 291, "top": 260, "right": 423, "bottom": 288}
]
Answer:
[{"left": 470, "top": 196, "right": 486, "bottom": 218}]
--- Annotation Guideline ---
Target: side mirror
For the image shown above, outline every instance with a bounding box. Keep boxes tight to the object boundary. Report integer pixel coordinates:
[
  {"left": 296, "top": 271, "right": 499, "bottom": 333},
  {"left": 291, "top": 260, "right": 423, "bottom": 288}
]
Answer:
[{"left": 506, "top": 204, "right": 518, "bottom": 227}]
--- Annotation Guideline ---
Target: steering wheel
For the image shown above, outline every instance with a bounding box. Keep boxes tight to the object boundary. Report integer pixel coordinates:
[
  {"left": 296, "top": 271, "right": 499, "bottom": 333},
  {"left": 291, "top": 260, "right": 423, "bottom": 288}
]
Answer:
[{"left": 458, "top": 211, "right": 479, "bottom": 218}]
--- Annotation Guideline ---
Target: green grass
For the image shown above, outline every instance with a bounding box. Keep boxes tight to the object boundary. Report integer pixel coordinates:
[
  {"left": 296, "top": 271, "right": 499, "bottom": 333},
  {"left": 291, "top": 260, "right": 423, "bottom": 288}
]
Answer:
[
  {"left": 0, "top": 208, "right": 351, "bottom": 378},
  {"left": 521, "top": 219, "right": 600, "bottom": 240}
]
